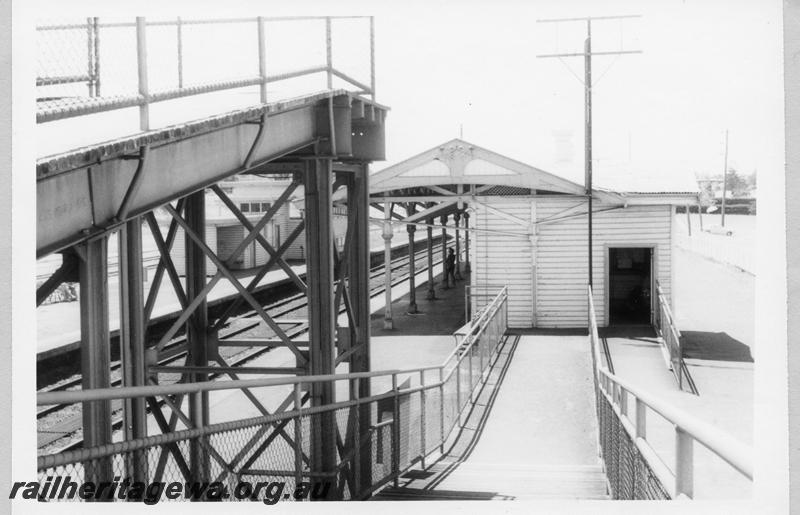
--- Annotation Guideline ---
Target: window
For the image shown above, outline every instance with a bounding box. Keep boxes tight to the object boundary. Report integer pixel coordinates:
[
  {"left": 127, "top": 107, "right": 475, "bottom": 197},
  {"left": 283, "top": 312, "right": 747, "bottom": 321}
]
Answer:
[
  {"left": 261, "top": 202, "right": 271, "bottom": 212},
  {"left": 240, "top": 203, "right": 250, "bottom": 213}
]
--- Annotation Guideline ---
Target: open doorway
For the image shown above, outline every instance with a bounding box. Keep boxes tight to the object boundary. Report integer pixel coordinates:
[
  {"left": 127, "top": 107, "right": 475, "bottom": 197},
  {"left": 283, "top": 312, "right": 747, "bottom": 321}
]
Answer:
[{"left": 608, "top": 247, "right": 652, "bottom": 326}]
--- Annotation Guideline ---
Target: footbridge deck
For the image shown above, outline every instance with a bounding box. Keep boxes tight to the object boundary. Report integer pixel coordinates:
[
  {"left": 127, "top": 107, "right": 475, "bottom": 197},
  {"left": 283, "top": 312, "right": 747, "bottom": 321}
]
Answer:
[{"left": 37, "top": 89, "right": 387, "bottom": 257}]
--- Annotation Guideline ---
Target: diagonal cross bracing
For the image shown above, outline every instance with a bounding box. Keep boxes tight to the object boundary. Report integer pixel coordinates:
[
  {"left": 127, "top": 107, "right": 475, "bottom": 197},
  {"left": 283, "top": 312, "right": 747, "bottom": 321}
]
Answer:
[
  {"left": 210, "top": 184, "right": 307, "bottom": 293},
  {"left": 164, "top": 203, "right": 309, "bottom": 365},
  {"left": 212, "top": 220, "right": 306, "bottom": 332},
  {"left": 143, "top": 209, "right": 189, "bottom": 325},
  {"left": 151, "top": 182, "right": 297, "bottom": 352}
]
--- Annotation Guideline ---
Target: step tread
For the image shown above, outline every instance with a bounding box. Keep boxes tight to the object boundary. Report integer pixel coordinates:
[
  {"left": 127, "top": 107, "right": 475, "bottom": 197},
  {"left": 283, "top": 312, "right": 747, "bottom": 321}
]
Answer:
[{"left": 376, "top": 486, "right": 610, "bottom": 501}]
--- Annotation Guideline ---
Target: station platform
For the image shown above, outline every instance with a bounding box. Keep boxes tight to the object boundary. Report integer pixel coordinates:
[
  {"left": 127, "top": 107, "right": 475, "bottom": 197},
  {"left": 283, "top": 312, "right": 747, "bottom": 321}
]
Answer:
[
  {"left": 371, "top": 270, "right": 468, "bottom": 336},
  {"left": 368, "top": 267, "right": 470, "bottom": 393},
  {"left": 36, "top": 233, "right": 430, "bottom": 361},
  {"left": 36, "top": 264, "right": 307, "bottom": 360}
]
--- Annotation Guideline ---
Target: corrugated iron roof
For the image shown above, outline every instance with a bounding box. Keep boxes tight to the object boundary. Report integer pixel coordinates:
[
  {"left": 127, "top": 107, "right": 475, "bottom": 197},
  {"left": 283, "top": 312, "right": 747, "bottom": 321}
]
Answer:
[{"left": 540, "top": 159, "right": 699, "bottom": 195}]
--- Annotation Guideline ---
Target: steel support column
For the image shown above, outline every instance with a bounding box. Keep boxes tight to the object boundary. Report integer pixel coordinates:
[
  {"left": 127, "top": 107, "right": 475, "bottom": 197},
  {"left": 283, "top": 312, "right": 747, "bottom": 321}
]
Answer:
[
  {"left": 347, "top": 163, "right": 372, "bottom": 495},
  {"left": 440, "top": 215, "right": 449, "bottom": 289},
  {"left": 184, "top": 190, "right": 210, "bottom": 486},
  {"left": 406, "top": 204, "right": 418, "bottom": 314},
  {"left": 382, "top": 202, "right": 394, "bottom": 329},
  {"left": 304, "top": 158, "right": 338, "bottom": 491},
  {"left": 118, "top": 218, "right": 148, "bottom": 482},
  {"left": 426, "top": 216, "right": 436, "bottom": 300},
  {"left": 454, "top": 212, "right": 463, "bottom": 280},
  {"left": 78, "top": 236, "right": 113, "bottom": 491}
]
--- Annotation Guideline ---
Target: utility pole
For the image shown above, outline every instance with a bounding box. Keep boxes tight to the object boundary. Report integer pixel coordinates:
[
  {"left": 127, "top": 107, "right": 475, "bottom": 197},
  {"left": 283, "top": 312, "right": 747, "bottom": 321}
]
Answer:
[
  {"left": 721, "top": 129, "right": 729, "bottom": 227},
  {"left": 537, "top": 15, "right": 641, "bottom": 291}
]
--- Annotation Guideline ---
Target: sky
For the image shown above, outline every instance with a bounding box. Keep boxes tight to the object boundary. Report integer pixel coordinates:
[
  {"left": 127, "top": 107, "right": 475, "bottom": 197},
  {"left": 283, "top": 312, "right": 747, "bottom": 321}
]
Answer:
[
  {"left": 372, "top": 0, "right": 783, "bottom": 184},
  {"left": 27, "top": 0, "right": 784, "bottom": 187}
]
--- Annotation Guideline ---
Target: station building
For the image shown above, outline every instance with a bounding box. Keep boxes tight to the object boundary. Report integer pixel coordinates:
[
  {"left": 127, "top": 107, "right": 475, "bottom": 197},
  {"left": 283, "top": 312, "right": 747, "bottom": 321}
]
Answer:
[
  {"left": 370, "top": 139, "right": 700, "bottom": 328},
  {"left": 169, "top": 176, "right": 349, "bottom": 273}
]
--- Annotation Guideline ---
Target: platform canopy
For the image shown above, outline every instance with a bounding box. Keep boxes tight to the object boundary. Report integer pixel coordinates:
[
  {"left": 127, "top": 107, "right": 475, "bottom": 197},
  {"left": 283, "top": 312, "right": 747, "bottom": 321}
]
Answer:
[{"left": 363, "top": 138, "right": 698, "bottom": 227}]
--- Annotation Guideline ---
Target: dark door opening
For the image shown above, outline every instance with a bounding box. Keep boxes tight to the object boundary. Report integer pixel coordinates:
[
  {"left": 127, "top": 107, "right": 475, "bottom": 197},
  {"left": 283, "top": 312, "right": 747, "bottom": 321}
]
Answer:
[{"left": 609, "top": 247, "right": 652, "bottom": 326}]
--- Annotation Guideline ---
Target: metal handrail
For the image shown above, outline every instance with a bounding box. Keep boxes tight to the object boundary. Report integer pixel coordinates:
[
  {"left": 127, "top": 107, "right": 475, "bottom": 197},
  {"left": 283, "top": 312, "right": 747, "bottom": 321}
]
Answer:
[
  {"left": 588, "top": 285, "right": 752, "bottom": 498},
  {"left": 599, "top": 371, "right": 752, "bottom": 481},
  {"left": 37, "top": 286, "right": 508, "bottom": 406},
  {"left": 37, "top": 16, "right": 376, "bottom": 125},
  {"left": 464, "top": 283, "right": 505, "bottom": 323},
  {"left": 37, "top": 16, "right": 372, "bottom": 31},
  {"left": 654, "top": 280, "right": 687, "bottom": 390}
]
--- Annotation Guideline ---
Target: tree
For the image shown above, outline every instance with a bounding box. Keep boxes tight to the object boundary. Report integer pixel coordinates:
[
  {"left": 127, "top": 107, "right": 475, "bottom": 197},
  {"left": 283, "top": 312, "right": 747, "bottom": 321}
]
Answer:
[{"left": 724, "top": 168, "right": 750, "bottom": 197}]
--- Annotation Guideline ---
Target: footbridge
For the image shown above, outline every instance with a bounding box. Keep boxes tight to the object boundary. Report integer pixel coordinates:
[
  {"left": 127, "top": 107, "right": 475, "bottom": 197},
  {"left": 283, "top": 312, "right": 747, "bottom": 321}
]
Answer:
[{"left": 34, "top": 16, "right": 752, "bottom": 503}]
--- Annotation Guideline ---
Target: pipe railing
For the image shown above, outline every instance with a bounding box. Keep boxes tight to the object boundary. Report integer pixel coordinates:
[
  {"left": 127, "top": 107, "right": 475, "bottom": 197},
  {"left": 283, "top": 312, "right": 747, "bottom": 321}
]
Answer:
[
  {"left": 589, "top": 285, "right": 752, "bottom": 499},
  {"left": 464, "top": 283, "right": 506, "bottom": 323},
  {"left": 38, "top": 287, "right": 507, "bottom": 407},
  {"left": 37, "top": 16, "right": 377, "bottom": 125},
  {"left": 654, "top": 280, "right": 690, "bottom": 391},
  {"left": 37, "top": 286, "right": 509, "bottom": 501}
]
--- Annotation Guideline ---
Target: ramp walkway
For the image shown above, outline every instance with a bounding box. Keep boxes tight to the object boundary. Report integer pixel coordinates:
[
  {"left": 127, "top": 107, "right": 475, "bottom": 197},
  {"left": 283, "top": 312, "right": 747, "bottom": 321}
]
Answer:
[
  {"left": 602, "top": 327, "right": 677, "bottom": 393},
  {"left": 375, "top": 332, "right": 609, "bottom": 500}
]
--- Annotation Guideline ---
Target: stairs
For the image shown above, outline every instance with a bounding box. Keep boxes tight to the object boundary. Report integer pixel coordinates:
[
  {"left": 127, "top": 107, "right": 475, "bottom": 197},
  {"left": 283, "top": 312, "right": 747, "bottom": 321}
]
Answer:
[{"left": 374, "top": 461, "right": 610, "bottom": 501}]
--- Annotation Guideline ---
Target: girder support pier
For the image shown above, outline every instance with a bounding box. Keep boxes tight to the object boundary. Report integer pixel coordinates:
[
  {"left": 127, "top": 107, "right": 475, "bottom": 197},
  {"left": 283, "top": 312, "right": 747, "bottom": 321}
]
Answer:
[
  {"left": 304, "top": 158, "right": 338, "bottom": 494},
  {"left": 118, "top": 217, "right": 149, "bottom": 482},
  {"left": 78, "top": 236, "right": 114, "bottom": 494},
  {"left": 184, "top": 190, "right": 210, "bottom": 486}
]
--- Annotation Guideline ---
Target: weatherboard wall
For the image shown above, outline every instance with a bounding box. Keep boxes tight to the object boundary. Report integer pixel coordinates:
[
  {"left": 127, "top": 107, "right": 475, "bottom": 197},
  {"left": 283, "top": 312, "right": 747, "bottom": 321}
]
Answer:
[
  {"left": 472, "top": 197, "right": 673, "bottom": 328},
  {"left": 472, "top": 198, "right": 536, "bottom": 328},
  {"left": 535, "top": 200, "right": 672, "bottom": 328}
]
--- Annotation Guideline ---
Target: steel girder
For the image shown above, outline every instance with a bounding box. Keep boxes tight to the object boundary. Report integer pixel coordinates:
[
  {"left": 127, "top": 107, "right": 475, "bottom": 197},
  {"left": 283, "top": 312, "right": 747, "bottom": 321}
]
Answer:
[{"left": 36, "top": 91, "right": 387, "bottom": 257}]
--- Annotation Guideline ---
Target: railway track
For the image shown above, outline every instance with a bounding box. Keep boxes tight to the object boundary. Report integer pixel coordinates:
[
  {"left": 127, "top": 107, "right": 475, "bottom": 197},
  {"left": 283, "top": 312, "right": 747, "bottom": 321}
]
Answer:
[{"left": 37, "top": 246, "right": 449, "bottom": 454}]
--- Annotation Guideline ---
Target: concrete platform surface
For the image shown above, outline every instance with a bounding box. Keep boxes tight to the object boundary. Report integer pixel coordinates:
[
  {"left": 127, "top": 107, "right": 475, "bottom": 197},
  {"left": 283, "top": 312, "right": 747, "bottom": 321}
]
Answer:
[
  {"left": 377, "top": 333, "right": 608, "bottom": 500},
  {"left": 454, "top": 335, "right": 599, "bottom": 468}
]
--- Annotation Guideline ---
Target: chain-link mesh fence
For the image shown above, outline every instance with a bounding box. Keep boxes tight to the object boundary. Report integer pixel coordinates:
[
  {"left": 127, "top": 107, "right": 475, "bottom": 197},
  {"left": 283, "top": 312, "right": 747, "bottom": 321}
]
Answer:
[
  {"left": 37, "top": 16, "right": 375, "bottom": 125},
  {"left": 595, "top": 389, "right": 671, "bottom": 500}
]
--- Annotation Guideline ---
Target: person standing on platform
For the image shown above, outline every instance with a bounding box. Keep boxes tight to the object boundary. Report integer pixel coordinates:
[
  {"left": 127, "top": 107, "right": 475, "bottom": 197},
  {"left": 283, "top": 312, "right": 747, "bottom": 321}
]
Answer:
[{"left": 445, "top": 247, "right": 457, "bottom": 288}]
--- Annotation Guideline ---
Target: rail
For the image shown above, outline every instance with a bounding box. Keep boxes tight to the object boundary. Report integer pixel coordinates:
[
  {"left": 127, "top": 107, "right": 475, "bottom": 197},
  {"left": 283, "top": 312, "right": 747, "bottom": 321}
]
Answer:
[
  {"left": 653, "top": 280, "right": 696, "bottom": 393},
  {"left": 464, "top": 284, "right": 506, "bottom": 323},
  {"left": 589, "top": 286, "right": 752, "bottom": 499},
  {"left": 37, "top": 16, "right": 376, "bottom": 125},
  {"left": 36, "top": 287, "right": 509, "bottom": 501}
]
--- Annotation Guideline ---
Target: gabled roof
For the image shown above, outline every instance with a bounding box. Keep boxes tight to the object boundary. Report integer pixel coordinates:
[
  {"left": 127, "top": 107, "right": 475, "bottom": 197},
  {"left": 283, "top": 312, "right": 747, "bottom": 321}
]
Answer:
[
  {"left": 370, "top": 138, "right": 586, "bottom": 196},
  {"left": 370, "top": 139, "right": 699, "bottom": 204}
]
